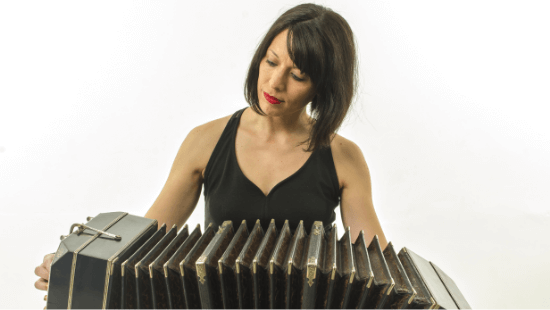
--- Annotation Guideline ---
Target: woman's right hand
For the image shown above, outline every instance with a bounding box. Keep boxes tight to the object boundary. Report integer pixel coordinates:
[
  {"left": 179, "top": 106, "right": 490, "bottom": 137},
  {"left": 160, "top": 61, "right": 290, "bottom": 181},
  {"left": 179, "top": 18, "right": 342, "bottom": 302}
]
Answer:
[{"left": 35, "top": 253, "right": 54, "bottom": 293}]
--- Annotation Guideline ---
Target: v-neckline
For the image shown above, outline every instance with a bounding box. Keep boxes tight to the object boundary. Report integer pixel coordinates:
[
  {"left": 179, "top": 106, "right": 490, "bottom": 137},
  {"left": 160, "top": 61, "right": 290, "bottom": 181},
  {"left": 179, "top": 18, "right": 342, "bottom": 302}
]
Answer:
[{"left": 232, "top": 108, "right": 316, "bottom": 198}]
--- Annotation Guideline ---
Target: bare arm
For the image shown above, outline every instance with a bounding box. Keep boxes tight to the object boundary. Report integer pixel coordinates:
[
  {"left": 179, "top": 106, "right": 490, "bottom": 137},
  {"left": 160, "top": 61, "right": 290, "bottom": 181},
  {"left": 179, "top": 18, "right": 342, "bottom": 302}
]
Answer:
[
  {"left": 145, "top": 116, "right": 228, "bottom": 229},
  {"left": 144, "top": 128, "right": 202, "bottom": 229},
  {"left": 332, "top": 136, "right": 388, "bottom": 249},
  {"left": 33, "top": 129, "right": 206, "bottom": 300},
  {"left": 34, "top": 116, "right": 230, "bottom": 300}
]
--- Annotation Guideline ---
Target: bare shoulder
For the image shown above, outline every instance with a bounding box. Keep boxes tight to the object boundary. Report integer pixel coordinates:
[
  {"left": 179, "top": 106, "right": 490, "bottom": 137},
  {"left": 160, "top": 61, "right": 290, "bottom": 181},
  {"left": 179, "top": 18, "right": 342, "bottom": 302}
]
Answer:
[
  {"left": 174, "top": 113, "right": 234, "bottom": 178},
  {"left": 330, "top": 134, "right": 369, "bottom": 189},
  {"left": 330, "top": 134, "right": 366, "bottom": 164},
  {"left": 187, "top": 114, "right": 233, "bottom": 148}
]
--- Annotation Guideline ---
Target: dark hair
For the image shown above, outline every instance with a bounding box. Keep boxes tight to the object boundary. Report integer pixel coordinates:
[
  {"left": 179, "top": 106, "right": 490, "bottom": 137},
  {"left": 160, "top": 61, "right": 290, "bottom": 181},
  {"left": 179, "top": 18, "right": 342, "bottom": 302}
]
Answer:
[{"left": 244, "top": 3, "right": 358, "bottom": 152}]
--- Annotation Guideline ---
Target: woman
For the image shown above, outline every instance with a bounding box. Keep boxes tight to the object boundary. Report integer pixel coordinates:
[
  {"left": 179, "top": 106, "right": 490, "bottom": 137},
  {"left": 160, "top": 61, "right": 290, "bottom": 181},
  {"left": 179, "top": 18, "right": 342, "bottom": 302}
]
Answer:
[{"left": 34, "top": 3, "right": 387, "bottom": 297}]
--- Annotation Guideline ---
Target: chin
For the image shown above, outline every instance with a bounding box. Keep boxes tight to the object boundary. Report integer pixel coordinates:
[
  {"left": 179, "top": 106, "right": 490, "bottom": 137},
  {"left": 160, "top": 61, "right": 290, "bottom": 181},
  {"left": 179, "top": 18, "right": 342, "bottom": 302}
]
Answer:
[{"left": 258, "top": 102, "right": 279, "bottom": 116}]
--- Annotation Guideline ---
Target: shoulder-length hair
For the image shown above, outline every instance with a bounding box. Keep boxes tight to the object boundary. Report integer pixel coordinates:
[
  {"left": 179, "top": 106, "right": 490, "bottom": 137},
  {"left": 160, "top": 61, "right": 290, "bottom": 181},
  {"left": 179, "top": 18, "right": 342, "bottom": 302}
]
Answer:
[{"left": 244, "top": 3, "right": 358, "bottom": 152}]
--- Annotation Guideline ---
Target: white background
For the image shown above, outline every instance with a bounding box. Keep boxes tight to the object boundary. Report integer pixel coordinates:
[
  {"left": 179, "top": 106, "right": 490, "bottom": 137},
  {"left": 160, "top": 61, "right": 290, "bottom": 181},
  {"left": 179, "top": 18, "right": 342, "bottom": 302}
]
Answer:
[{"left": 1, "top": 0, "right": 549, "bottom": 308}]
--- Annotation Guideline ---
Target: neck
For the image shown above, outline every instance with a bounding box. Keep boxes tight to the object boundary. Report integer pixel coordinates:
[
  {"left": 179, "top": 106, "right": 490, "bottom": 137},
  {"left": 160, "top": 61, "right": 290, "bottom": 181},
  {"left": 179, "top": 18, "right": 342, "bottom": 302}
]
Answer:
[{"left": 246, "top": 106, "right": 312, "bottom": 142}]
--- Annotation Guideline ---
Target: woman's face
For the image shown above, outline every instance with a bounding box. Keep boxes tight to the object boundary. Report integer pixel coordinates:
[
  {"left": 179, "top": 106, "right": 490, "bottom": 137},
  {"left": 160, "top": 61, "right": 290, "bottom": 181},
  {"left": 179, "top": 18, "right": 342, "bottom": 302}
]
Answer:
[{"left": 257, "top": 29, "right": 315, "bottom": 117}]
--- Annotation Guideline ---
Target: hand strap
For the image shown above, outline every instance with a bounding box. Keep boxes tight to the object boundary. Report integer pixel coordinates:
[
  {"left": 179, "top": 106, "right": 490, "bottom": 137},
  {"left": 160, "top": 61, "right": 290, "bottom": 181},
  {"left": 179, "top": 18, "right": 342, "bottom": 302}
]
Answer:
[{"left": 60, "top": 223, "right": 121, "bottom": 241}]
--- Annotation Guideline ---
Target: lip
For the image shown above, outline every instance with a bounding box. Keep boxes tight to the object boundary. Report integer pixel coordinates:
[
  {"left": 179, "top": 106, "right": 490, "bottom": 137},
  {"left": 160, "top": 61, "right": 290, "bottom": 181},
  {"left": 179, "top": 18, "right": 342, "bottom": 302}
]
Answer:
[{"left": 263, "top": 91, "right": 283, "bottom": 104}]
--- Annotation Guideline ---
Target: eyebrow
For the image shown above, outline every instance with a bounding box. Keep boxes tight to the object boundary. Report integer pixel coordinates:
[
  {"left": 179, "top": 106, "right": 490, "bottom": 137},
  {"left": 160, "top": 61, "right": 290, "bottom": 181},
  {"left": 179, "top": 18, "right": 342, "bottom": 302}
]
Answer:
[
  {"left": 269, "top": 49, "right": 279, "bottom": 59},
  {"left": 269, "top": 49, "right": 298, "bottom": 69}
]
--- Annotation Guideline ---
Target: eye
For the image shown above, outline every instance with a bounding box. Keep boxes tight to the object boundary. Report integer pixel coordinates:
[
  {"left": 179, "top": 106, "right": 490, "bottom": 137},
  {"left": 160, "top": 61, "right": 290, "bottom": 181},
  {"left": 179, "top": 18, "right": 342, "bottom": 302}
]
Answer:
[
  {"left": 266, "top": 59, "right": 276, "bottom": 67},
  {"left": 292, "top": 73, "right": 305, "bottom": 82}
]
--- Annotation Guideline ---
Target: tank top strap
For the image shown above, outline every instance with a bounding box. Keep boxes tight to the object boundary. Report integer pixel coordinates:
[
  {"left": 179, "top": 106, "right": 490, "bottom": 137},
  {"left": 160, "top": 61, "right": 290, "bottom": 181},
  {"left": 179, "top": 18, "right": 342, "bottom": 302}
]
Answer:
[
  {"left": 203, "top": 107, "right": 246, "bottom": 191},
  {"left": 318, "top": 145, "right": 341, "bottom": 199}
]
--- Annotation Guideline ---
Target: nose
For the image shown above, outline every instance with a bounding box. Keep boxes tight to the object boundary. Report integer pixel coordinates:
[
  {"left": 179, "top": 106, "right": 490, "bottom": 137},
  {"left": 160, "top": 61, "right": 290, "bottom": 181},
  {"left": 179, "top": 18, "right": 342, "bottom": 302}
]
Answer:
[{"left": 268, "top": 67, "right": 286, "bottom": 92}]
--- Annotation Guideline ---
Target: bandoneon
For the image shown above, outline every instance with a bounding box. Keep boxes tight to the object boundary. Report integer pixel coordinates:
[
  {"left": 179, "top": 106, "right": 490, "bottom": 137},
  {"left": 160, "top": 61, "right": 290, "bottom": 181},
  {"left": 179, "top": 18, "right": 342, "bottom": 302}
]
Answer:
[{"left": 46, "top": 212, "right": 471, "bottom": 309}]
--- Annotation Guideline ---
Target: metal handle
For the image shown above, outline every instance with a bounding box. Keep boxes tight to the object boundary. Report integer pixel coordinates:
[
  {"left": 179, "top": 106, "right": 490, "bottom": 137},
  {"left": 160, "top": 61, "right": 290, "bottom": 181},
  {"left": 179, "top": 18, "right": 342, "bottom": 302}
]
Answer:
[{"left": 60, "top": 223, "right": 121, "bottom": 241}]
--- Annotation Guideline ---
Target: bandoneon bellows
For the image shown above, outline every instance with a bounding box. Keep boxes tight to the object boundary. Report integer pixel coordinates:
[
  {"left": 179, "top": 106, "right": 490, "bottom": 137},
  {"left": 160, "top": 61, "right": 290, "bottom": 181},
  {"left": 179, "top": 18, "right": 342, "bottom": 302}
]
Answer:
[{"left": 47, "top": 213, "right": 471, "bottom": 309}]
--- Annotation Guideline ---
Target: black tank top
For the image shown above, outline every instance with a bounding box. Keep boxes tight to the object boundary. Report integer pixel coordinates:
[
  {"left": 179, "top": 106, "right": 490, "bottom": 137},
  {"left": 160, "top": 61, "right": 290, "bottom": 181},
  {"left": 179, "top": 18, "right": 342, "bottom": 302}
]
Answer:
[{"left": 203, "top": 108, "right": 340, "bottom": 234}]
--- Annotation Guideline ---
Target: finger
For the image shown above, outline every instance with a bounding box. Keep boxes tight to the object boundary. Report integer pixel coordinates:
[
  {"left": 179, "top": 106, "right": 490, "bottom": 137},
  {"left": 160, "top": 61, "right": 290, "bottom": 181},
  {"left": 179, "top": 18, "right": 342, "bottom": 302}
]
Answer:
[
  {"left": 35, "top": 278, "right": 48, "bottom": 291},
  {"left": 35, "top": 265, "right": 49, "bottom": 280},
  {"left": 43, "top": 254, "right": 55, "bottom": 273},
  {"left": 44, "top": 253, "right": 54, "bottom": 262},
  {"left": 44, "top": 295, "right": 47, "bottom": 301}
]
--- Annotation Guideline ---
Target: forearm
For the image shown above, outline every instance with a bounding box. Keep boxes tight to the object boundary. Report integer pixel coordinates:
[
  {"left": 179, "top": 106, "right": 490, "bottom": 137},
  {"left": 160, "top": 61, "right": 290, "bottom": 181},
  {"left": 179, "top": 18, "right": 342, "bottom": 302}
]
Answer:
[
  {"left": 145, "top": 175, "right": 202, "bottom": 230},
  {"left": 345, "top": 213, "right": 388, "bottom": 249}
]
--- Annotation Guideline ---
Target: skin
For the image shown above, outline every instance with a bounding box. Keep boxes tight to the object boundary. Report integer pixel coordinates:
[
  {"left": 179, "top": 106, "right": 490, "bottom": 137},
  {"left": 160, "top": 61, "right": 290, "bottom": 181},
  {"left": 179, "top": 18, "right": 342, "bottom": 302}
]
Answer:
[{"left": 34, "top": 29, "right": 387, "bottom": 295}]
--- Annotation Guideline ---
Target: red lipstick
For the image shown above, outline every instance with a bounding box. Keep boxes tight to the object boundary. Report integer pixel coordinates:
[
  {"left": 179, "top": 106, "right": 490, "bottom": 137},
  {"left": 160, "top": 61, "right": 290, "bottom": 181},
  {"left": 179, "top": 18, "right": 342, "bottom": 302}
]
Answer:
[{"left": 263, "top": 91, "right": 282, "bottom": 104}]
